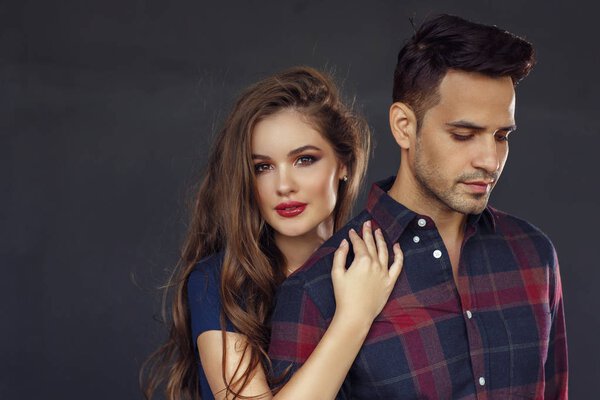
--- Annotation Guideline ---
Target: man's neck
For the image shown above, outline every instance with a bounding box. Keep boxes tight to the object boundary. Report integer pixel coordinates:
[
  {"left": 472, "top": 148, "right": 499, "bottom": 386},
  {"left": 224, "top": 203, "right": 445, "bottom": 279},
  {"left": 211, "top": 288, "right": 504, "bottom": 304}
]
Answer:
[
  {"left": 387, "top": 167, "right": 467, "bottom": 240},
  {"left": 388, "top": 167, "right": 468, "bottom": 282}
]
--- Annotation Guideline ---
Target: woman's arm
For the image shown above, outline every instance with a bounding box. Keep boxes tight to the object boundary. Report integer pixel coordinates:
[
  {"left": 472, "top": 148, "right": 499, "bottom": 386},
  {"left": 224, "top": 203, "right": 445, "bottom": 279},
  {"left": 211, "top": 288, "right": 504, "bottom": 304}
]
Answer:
[
  {"left": 198, "top": 331, "right": 271, "bottom": 399},
  {"left": 273, "top": 220, "right": 403, "bottom": 399},
  {"left": 198, "top": 220, "right": 403, "bottom": 399}
]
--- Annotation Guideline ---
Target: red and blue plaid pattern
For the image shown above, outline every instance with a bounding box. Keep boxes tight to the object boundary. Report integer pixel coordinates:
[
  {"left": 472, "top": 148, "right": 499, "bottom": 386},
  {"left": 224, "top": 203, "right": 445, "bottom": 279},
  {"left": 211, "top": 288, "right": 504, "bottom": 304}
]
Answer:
[{"left": 268, "top": 177, "right": 568, "bottom": 399}]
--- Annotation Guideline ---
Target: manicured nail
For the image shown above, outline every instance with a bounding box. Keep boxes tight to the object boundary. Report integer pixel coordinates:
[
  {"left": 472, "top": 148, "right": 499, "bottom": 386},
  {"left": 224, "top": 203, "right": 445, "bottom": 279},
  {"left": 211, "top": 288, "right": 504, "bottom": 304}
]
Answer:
[
  {"left": 340, "top": 239, "right": 348, "bottom": 247},
  {"left": 365, "top": 220, "right": 371, "bottom": 228}
]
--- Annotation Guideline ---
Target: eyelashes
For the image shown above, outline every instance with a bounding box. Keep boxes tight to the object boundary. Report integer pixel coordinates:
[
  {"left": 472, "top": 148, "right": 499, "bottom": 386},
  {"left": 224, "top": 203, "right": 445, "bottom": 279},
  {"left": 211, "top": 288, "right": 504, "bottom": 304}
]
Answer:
[
  {"left": 451, "top": 133, "right": 473, "bottom": 141},
  {"left": 295, "top": 155, "right": 318, "bottom": 166},
  {"left": 254, "top": 163, "right": 273, "bottom": 174},
  {"left": 254, "top": 155, "right": 320, "bottom": 175},
  {"left": 450, "top": 133, "right": 510, "bottom": 142}
]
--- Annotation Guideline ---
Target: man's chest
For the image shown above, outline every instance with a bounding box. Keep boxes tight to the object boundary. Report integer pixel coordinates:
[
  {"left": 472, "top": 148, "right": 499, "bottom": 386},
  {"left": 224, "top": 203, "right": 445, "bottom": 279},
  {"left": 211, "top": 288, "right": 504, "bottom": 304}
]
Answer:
[{"left": 345, "top": 235, "right": 552, "bottom": 399}]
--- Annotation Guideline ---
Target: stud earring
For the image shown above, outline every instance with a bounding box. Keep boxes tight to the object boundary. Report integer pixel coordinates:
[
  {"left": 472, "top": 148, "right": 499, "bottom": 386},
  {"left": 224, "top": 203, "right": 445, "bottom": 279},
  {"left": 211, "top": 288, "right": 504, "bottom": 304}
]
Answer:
[{"left": 342, "top": 175, "right": 348, "bottom": 182}]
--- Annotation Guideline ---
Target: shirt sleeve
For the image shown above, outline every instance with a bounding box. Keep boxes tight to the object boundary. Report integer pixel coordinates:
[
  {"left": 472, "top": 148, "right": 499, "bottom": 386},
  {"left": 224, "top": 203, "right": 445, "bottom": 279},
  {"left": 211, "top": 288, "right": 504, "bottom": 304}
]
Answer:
[
  {"left": 543, "top": 247, "right": 568, "bottom": 399},
  {"left": 187, "top": 257, "right": 235, "bottom": 346},
  {"left": 267, "top": 276, "right": 330, "bottom": 389}
]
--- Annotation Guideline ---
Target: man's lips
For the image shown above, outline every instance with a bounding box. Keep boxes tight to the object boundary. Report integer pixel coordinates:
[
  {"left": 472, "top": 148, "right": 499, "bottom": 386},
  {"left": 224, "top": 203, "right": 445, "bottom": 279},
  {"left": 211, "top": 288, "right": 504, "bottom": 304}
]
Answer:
[
  {"left": 461, "top": 180, "right": 493, "bottom": 194},
  {"left": 275, "top": 201, "right": 307, "bottom": 218}
]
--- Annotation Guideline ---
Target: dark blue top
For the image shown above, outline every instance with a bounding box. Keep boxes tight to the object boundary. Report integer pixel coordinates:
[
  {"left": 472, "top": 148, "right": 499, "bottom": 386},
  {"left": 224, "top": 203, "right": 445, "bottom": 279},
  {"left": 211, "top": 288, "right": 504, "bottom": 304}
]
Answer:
[{"left": 187, "top": 251, "right": 235, "bottom": 400}]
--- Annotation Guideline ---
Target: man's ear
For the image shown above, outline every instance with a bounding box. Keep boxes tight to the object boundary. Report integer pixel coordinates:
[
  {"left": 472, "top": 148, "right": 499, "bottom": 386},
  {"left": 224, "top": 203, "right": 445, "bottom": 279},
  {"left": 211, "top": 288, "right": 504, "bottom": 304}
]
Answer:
[{"left": 389, "top": 102, "right": 417, "bottom": 149}]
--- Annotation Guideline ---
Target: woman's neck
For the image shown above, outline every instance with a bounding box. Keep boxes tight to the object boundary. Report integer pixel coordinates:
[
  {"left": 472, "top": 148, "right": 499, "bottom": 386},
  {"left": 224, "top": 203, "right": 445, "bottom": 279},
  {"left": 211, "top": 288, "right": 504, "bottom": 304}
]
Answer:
[{"left": 275, "top": 219, "right": 334, "bottom": 276}]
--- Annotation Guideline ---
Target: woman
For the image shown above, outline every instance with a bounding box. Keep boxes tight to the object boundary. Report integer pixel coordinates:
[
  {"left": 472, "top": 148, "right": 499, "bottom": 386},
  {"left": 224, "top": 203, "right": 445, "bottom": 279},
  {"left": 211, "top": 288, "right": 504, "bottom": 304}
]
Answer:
[{"left": 141, "top": 66, "right": 403, "bottom": 399}]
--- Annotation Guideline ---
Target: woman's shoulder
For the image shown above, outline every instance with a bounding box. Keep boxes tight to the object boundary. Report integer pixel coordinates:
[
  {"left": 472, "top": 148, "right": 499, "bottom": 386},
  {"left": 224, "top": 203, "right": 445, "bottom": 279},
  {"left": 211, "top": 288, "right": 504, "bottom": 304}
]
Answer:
[
  {"left": 187, "top": 251, "right": 225, "bottom": 299},
  {"left": 190, "top": 251, "right": 226, "bottom": 275},
  {"left": 187, "top": 251, "right": 232, "bottom": 337},
  {"left": 186, "top": 253, "right": 237, "bottom": 389}
]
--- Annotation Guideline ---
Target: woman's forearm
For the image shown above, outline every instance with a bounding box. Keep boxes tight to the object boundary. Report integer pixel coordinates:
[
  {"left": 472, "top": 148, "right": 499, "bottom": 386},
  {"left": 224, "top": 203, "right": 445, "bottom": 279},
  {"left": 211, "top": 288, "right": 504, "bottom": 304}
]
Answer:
[
  {"left": 273, "top": 225, "right": 402, "bottom": 400},
  {"left": 198, "top": 314, "right": 372, "bottom": 400},
  {"left": 273, "top": 312, "right": 372, "bottom": 400}
]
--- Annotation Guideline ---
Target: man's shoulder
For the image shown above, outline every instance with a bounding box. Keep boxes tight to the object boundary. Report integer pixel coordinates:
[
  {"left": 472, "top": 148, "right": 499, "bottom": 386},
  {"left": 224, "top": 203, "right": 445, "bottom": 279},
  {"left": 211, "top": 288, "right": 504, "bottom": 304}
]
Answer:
[
  {"left": 285, "top": 210, "right": 372, "bottom": 286},
  {"left": 488, "top": 206, "right": 549, "bottom": 236},
  {"left": 487, "top": 206, "right": 557, "bottom": 259},
  {"left": 275, "top": 211, "right": 372, "bottom": 317}
]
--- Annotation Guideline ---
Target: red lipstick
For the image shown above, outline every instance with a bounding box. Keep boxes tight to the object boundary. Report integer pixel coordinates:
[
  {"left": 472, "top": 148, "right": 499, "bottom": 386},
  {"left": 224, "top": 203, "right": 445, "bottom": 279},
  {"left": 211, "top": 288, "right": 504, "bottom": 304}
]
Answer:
[{"left": 275, "top": 201, "right": 307, "bottom": 218}]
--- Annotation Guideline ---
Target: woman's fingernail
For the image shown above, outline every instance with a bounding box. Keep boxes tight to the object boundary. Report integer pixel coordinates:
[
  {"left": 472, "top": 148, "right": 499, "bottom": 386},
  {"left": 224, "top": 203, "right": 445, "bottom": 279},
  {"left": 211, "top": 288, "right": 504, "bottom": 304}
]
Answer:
[{"left": 340, "top": 239, "right": 348, "bottom": 247}]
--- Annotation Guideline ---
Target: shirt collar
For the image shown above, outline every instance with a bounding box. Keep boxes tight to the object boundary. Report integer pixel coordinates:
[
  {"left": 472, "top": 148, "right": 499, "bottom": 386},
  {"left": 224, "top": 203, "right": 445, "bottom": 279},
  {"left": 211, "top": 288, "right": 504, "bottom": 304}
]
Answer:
[{"left": 365, "top": 176, "right": 497, "bottom": 240}]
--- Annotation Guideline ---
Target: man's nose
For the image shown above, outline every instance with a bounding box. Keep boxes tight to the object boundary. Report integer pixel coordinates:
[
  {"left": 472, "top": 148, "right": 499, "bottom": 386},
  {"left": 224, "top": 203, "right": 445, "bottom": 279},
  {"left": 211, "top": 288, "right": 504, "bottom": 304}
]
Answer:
[{"left": 472, "top": 135, "right": 501, "bottom": 174}]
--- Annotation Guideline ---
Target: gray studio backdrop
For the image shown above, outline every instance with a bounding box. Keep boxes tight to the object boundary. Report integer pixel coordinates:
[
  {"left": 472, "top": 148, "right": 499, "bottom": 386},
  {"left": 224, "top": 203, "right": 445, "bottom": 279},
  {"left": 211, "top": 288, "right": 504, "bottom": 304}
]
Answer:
[{"left": 3, "top": 1, "right": 598, "bottom": 398}]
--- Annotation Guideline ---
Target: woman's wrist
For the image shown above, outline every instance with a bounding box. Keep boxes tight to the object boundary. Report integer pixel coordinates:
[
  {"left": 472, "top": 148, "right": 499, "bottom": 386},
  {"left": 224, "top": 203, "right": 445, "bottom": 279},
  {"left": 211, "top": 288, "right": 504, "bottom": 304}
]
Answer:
[{"left": 329, "top": 309, "right": 373, "bottom": 338}]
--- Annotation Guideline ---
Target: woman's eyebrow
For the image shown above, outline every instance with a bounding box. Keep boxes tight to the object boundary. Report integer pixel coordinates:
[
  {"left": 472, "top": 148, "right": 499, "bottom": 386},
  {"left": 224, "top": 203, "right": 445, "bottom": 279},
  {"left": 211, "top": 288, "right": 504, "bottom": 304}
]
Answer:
[
  {"left": 287, "top": 145, "right": 321, "bottom": 157},
  {"left": 252, "top": 145, "right": 322, "bottom": 160}
]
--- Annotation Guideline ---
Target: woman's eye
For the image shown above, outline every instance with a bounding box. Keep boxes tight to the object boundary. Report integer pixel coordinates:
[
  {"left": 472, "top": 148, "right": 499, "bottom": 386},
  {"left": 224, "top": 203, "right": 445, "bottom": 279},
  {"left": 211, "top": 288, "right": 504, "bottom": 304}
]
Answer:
[
  {"left": 295, "top": 155, "right": 316, "bottom": 166},
  {"left": 254, "top": 163, "right": 272, "bottom": 174},
  {"left": 495, "top": 133, "right": 509, "bottom": 142}
]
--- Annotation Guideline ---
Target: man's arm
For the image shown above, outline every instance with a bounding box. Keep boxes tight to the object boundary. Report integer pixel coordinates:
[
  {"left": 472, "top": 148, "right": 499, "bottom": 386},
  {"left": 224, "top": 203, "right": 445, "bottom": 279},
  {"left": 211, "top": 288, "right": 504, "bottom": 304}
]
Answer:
[
  {"left": 544, "top": 248, "right": 568, "bottom": 399},
  {"left": 269, "top": 278, "right": 327, "bottom": 379}
]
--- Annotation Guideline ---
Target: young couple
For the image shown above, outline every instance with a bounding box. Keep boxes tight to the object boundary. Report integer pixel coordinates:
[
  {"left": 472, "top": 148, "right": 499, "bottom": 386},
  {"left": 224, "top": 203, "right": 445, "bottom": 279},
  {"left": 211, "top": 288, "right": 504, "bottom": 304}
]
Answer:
[{"left": 143, "top": 14, "right": 568, "bottom": 400}]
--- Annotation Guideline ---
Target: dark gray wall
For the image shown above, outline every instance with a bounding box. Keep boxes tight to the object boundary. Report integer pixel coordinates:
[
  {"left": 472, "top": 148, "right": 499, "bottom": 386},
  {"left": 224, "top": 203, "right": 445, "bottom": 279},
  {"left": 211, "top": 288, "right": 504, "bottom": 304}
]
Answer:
[{"left": 3, "top": 1, "right": 598, "bottom": 398}]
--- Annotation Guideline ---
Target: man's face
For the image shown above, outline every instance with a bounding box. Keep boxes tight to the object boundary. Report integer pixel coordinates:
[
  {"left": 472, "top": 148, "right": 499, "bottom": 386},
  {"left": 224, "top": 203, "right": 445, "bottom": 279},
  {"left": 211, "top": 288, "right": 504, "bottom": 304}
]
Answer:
[{"left": 410, "top": 70, "right": 516, "bottom": 215}]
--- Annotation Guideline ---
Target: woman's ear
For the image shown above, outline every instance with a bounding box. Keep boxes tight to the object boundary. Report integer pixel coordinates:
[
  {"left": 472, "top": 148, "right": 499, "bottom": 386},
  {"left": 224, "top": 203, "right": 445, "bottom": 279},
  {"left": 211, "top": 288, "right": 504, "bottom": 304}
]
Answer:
[
  {"left": 338, "top": 164, "right": 348, "bottom": 182},
  {"left": 389, "top": 102, "right": 418, "bottom": 149}
]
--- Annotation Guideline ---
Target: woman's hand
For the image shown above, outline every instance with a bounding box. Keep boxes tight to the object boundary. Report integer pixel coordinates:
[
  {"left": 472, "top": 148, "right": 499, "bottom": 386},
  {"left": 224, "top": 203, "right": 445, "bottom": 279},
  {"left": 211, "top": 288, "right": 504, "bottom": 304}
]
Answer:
[
  {"left": 331, "top": 220, "right": 403, "bottom": 324},
  {"left": 270, "top": 223, "right": 402, "bottom": 400}
]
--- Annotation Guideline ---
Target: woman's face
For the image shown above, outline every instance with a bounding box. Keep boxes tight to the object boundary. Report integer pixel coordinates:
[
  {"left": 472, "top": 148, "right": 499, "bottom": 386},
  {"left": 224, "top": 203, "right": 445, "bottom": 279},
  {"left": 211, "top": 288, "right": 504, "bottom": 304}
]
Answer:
[{"left": 251, "top": 109, "right": 346, "bottom": 240}]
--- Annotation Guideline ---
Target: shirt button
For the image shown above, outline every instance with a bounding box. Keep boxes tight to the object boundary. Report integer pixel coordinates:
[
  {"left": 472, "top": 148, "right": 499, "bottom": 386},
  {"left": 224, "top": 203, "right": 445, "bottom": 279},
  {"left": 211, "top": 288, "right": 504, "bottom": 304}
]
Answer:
[
  {"left": 433, "top": 249, "right": 442, "bottom": 259},
  {"left": 479, "top": 377, "right": 486, "bottom": 386},
  {"left": 413, "top": 236, "right": 420, "bottom": 243},
  {"left": 466, "top": 310, "right": 473, "bottom": 319},
  {"left": 417, "top": 218, "right": 427, "bottom": 227}
]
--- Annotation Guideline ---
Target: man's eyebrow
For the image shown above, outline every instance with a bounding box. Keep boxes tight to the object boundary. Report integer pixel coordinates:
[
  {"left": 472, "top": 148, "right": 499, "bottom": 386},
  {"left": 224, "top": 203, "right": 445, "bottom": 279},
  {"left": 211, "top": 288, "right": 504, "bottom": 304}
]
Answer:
[
  {"left": 500, "top": 124, "right": 517, "bottom": 132},
  {"left": 252, "top": 145, "right": 322, "bottom": 160},
  {"left": 445, "top": 120, "right": 517, "bottom": 132}
]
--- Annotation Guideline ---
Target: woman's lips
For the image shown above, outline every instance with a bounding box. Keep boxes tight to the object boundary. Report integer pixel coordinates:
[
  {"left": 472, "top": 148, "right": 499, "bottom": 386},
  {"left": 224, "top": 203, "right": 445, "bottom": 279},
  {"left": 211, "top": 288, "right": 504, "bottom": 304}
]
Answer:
[{"left": 275, "top": 201, "right": 307, "bottom": 218}]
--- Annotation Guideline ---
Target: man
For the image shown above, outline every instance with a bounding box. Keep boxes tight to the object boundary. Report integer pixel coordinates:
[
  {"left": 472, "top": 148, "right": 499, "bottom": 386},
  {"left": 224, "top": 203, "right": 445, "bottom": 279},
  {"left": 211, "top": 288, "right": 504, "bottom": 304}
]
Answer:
[{"left": 268, "top": 14, "right": 568, "bottom": 399}]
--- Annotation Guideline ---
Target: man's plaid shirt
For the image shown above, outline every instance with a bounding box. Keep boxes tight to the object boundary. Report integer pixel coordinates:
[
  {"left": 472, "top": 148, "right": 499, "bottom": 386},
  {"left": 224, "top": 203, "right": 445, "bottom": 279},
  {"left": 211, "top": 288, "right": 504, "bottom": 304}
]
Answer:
[{"left": 268, "top": 177, "right": 568, "bottom": 399}]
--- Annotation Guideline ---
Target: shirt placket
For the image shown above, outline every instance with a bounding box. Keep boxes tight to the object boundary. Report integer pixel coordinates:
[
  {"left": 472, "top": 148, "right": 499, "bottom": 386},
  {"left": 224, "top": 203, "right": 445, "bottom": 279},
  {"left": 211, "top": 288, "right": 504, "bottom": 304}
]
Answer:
[
  {"left": 458, "top": 225, "right": 488, "bottom": 399},
  {"left": 417, "top": 216, "right": 489, "bottom": 399}
]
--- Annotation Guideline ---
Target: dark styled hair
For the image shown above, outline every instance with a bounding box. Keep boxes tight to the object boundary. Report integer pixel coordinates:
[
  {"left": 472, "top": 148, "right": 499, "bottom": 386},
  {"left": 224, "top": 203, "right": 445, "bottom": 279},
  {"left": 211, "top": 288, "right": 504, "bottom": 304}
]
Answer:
[
  {"left": 393, "top": 14, "right": 536, "bottom": 126},
  {"left": 140, "top": 66, "right": 370, "bottom": 399}
]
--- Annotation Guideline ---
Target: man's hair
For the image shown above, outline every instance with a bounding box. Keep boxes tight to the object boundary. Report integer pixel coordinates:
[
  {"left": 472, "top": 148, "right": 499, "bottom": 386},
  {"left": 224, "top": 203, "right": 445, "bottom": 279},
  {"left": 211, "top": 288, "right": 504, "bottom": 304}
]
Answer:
[{"left": 393, "top": 14, "right": 535, "bottom": 126}]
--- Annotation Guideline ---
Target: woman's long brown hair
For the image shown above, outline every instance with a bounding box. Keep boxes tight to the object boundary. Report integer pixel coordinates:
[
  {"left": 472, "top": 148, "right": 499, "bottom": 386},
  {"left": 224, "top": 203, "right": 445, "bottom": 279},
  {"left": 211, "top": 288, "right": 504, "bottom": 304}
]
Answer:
[{"left": 140, "top": 66, "right": 371, "bottom": 399}]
